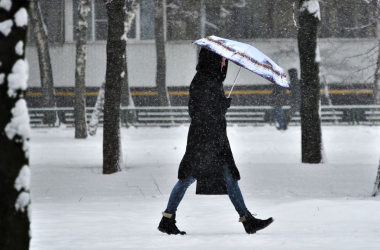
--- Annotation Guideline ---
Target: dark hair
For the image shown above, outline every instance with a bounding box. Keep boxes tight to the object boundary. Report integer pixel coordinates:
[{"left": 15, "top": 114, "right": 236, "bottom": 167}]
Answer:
[{"left": 196, "top": 48, "right": 228, "bottom": 82}]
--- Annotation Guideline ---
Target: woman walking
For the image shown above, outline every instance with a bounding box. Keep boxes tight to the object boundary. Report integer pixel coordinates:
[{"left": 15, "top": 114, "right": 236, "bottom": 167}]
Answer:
[{"left": 158, "top": 48, "right": 273, "bottom": 235}]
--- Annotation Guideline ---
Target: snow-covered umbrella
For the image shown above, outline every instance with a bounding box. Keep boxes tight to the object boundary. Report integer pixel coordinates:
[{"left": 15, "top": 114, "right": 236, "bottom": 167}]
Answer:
[{"left": 194, "top": 35, "right": 290, "bottom": 97}]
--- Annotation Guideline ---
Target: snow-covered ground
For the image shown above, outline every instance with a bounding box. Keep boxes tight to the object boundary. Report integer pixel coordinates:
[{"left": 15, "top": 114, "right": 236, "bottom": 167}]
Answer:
[{"left": 30, "top": 125, "right": 380, "bottom": 250}]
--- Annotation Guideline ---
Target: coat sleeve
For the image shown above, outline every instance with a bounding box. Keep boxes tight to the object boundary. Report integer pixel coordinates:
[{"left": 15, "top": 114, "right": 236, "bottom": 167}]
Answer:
[{"left": 203, "top": 83, "right": 231, "bottom": 121}]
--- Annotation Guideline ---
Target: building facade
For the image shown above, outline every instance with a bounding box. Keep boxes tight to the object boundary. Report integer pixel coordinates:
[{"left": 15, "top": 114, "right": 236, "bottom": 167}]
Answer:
[{"left": 26, "top": 0, "right": 377, "bottom": 106}]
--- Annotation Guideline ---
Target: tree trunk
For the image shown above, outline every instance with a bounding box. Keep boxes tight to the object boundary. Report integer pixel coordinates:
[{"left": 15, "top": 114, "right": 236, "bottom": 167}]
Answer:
[
  {"left": 373, "top": 1, "right": 380, "bottom": 105},
  {"left": 0, "top": 1, "right": 31, "bottom": 249},
  {"left": 29, "top": 0, "right": 56, "bottom": 123},
  {"left": 89, "top": 1, "right": 138, "bottom": 136},
  {"left": 198, "top": 0, "right": 206, "bottom": 38},
  {"left": 155, "top": 0, "right": 169, "bottom": 106},
  {"left": 298, "top": 0, "right": 322, "bottom": 163},
  {"left": 102, "top": 0, "right": 126, "bottom": 174},
  {"left": 372, "top": 1, "right": 380, "bottom": 197},
  {"left": 372, "top": 159, "right": 380, "bottom": 196},
  {"left": 219, "top": 0, "right": 228, "bottom": 38},
  {"left": 74, "top": 0, "right": 90, "bottom": 139}
]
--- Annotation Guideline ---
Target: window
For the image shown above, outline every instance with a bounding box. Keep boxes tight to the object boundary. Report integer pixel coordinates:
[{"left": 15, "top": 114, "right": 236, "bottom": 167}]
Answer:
[
  {"left": 167, "top": 0, "right": 198, "bottom": 41},
  {"left": 94, "top": 0, "right": 108, "bottom": 40},
  {"left": 319, "top": 1, "right": 375, "bottom": 38},
  {"left": 140, "top": 0, "right": 155, "bottom": 40},
  {"left": 337, "top": 7, "right": 356, "bottom": 38},
  {"left": 206, "top": 1, "right": 272, "bottom": 39},
  {"left": 73, "top": 0, "right": 141, "bottom": 41},
  {"left": 27, "top": 0, "right": 64, "bottom": 44}
]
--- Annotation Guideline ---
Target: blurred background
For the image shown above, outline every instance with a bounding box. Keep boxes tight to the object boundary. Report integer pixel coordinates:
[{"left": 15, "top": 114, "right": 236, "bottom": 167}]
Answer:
[{"left": 25, "top": 0, "right": 376, "bottom": 107}]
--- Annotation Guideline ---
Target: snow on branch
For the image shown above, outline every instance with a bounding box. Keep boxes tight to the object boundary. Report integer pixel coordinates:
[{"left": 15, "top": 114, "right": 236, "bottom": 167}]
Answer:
[
  {"left": 315, "top": 45, "right": 321, "bottom": 63},
  {"left": 15, "top": 192, "right": 30, "bottom": 212},
  {"left": 15, "top": 41, "right": 24, "bottom": 56},
  {"left": 5, "top": 99, "right": 30, "bottom": 158},
  {"left": 14, "top": 165, "right": 31, "bottom": 192},
  {"left": 7, "top": 59, "right": 28, "bottom": 98},
  {"left": 344, "top": 21, "right": 377, "bottom": 30},
  {"left": 121, "top": 0, "right": 138, "bottom": 41},
  {"left": 292, "top": 2, "right": 298, "bottom": 28},
  {"left": 88, "top": 82, "right": 105, "bottom": 136},
  {"left": 0, "top": 0, "right": 12, "bottom": 11},
  {"left": 231, "top": 0, "right": 246, "bottom": 8},
  {"left": 5, "top": 99, "right": 30, "bottom": 140},
  {"left": 220, "top": 7, "right": 230, "bottom": 18},
  {"left": 0, "top": 19, "right": 14, "bottom": 36},
  {"left": 205, "top": 21, "right": 219, "bottom": 30},
  {"left": 300, "top": 0, "right": 321, "bottom": 21},
  {"left": 14, "top": 8, "right": 28, "bottom": 27}
]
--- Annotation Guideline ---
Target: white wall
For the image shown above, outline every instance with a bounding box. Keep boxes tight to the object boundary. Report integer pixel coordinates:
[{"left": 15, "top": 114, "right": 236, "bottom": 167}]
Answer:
[{"left": 26, "top": 38, "right": 378, "bottom": 88}]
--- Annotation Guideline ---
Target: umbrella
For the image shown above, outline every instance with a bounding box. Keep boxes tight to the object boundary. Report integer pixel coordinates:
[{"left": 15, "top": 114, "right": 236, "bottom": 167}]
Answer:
[{"left": 194, "top": 35, "right": 290, "bottom": 97}]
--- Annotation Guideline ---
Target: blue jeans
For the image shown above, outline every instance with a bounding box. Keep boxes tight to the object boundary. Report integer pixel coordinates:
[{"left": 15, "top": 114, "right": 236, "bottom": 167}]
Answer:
[
  {"left": 165, "top": 164, "right": 248, "bottom": 217},
  {"left": 273, "top": 107, "right": 286, "bottom": 130}
]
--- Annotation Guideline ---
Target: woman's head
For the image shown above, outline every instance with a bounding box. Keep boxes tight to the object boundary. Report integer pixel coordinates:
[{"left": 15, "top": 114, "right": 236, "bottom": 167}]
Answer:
[{"left": 196, "top": 48, "right": 228, "bottom": 81}]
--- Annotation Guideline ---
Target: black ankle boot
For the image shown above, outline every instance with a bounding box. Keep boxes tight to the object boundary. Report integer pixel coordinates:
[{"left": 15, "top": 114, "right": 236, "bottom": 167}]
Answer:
[
  {"left": 158, "top": 212, "right": 186, "bottom": 235},
  {"left": 239, "top": 211, "right": 274, "bottom": 234}
]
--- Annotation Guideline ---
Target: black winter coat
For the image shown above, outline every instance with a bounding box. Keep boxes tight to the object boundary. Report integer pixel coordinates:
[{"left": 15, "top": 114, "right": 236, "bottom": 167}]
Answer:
[{"left": 178, "top": 48, "right": 240, "bottom": 195}]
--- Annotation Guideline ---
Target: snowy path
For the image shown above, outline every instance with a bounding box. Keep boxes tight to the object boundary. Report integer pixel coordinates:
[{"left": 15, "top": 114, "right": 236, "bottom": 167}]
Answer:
[{"left": 30, "top": 126, "right": 380, "bottom": 249}]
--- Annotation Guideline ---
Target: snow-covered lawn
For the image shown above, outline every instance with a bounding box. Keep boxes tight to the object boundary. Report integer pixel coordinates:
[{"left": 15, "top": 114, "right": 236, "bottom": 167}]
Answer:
[{"left": 30, "top": 126, "right": 380, "bottom": 250}]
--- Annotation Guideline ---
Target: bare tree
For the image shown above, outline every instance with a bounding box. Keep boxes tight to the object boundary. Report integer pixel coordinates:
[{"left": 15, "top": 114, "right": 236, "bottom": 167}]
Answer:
[
  {"left": 121, "top": 0, "right": 138, "bottom": 107},
  {"left": 155, "top": 0, "right": 170, "bottom": 106},
  {"left": 372, "top": 1, "right": 380, "bottom": 104},
  {"left": 74, "top": 0, "right": 90, "bottom": 138},
  {"left": 374, "top": 0, "right": 380, "bottom": 192},
  {"left": 0, "top": 1, "right": 32, "bottom": 249},
  {"left": 298, "top": 0, "right": 322, "bottom": 163},
  {"left": 352, "top": 1, "right": 380, "bottom": 193},
  {"left": 29, "top": 0, "right": 56, "bottom": 123},
  {"left": 89, "top": 0, "right": 138, "bottom": 136},
  {"left": 102, "top": 0, "right": 127, "bottom": 174}
]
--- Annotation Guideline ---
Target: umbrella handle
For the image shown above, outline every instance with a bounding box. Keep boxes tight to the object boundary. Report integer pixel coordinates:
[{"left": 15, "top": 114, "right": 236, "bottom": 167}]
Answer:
[{"left": 227, "top": 67, "right": 242, "bottom": 98}]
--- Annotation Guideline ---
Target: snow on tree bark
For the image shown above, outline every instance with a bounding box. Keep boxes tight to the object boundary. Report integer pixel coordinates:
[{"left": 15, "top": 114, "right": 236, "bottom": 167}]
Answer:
[
  {"left": 0, "top": 1, "right": 31, "bottom": 249},
  {"left": 74, "top": 0, "right": 90, "bottom": 139},
  {"left": 89, "top": 1, "right": 138, "bottom": 136},
  {"left": 120, "top": 0, "right": 138, "bottom": 107},
  {"left": 120, "top": 55, "right": 130, "bottom": 106},
  {"left": 29, "top": 0, "right": 56, "bottom": 124},
  {"left": 373, "top": 160, "right": 380, "bottom": 196},
  {"left": 121, "top": 0, "right": 138, "bottom": 41},
  {"left": 88, "top": 82, "right": 105, "bottom": 136},
  {"left": 102, "top": 0, "right": 126, "bottom": 174},
  {"left": 298, "top": 0, "right": 322, "bottom": 163},
  {"left": 155, "top": 0, "right": 170, "bottom": 106}
]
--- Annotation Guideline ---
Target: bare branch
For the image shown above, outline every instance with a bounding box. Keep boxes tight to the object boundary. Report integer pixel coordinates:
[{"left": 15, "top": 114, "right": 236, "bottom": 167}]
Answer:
[
  {"left": 151, "top": 174, "right": 164, "bottom": 197},
  {"left": 343, "top": 21, "right": 377, "bottom": 31}
]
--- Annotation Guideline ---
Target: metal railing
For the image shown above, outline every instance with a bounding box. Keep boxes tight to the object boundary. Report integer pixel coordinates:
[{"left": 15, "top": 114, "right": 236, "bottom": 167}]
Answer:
[{"left": 27, "top": 105, "right": 380, "bottom": 128}]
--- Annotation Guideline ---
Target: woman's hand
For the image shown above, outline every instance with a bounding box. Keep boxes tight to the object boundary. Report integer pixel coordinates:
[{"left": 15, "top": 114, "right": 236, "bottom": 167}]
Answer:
[
  {"left": 222, "top": 97, "right": 232, "bottom": 114},
  {"left": 221, "top": 57, "right": 226, "bottom": 71}
]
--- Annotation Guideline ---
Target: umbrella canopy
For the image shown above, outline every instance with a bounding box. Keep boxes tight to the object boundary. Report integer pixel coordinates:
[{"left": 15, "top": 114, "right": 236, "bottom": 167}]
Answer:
[{"left": 194, "top": 35, "right": 289, "bottom": 89}]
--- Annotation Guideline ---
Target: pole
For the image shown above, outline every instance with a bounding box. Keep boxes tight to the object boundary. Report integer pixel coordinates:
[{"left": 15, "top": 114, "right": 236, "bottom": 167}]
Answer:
[{"left": 227, "top": 67, "right": 242, "bottom": 98}]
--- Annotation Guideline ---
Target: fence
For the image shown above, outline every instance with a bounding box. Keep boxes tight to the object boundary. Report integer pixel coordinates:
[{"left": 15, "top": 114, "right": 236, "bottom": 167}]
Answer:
[{"left": 28, "top": 105, "right": 380, "bottom": 128}]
